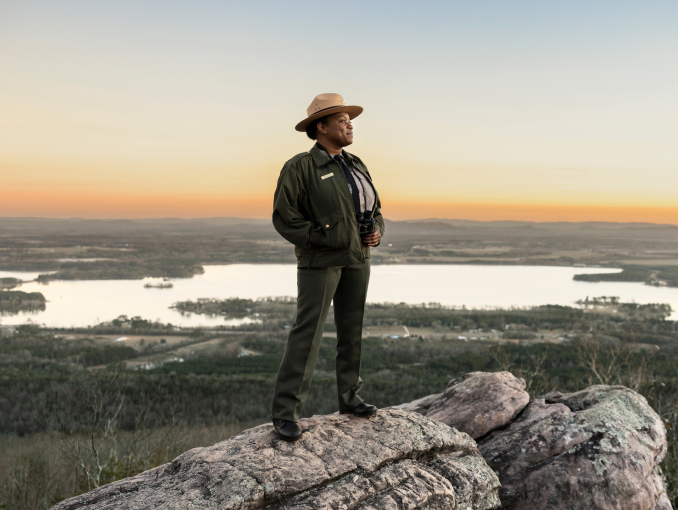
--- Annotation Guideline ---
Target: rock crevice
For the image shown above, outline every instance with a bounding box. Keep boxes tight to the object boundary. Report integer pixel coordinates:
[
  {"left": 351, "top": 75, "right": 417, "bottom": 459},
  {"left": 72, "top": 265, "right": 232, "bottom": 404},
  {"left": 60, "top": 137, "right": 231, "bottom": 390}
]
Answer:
[
  {"left": 50, "top": 372, "right": 671, "bottom": 510},
  {"left": 401, "top": 373, "right": 671, "bottom": 510},
  {"left": 52, "top": 408, "right": 501, "bottom": 510}
]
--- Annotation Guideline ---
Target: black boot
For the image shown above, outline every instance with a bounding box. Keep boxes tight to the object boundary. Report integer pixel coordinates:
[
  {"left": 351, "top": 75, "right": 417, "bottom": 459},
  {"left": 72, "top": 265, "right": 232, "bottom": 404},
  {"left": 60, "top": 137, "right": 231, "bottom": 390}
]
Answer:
[
  {"left": 273, "top": 419, "right": 302, "bottom": 441},
  {"left": 340, "top": 402, "right": 378, "bottom": 417}
]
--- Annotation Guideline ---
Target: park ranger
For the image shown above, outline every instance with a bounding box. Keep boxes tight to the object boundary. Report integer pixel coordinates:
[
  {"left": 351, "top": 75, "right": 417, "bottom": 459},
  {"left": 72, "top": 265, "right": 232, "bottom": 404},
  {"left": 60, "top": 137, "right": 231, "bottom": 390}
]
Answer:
[{"left": 271, "top": 93, "right": 384, "bottom": 441}]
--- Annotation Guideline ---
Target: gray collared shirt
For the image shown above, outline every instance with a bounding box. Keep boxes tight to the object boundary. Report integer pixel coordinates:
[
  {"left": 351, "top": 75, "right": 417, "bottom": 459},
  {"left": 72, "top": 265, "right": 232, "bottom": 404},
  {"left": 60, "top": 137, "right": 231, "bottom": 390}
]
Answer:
[{"left": 320, "top": 149, "right": 376, "bottom": 214}]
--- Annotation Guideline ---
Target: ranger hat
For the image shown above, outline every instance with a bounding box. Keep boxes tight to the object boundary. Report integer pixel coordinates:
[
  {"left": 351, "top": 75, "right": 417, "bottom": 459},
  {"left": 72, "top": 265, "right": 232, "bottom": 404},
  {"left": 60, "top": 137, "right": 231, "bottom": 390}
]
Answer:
[{"left": 295, "top": 93, "right": 363, "bottom": 132}]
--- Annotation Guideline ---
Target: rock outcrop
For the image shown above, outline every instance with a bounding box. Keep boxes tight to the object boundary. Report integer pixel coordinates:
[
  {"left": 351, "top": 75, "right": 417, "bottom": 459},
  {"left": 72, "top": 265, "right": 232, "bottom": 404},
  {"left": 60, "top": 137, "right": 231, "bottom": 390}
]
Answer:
[
  {"left": 396, "top": 371, "right": 530, "bottom": 440},
  {"left": 399, "top": 372, "right": 671, "bottom": 509},
  {"left": 51, "top": 408, "right": 501, "bottom": 510},
  {"left": 50, "top": 372, "right": 672, "bottom": 510},
  {"left": 477, "top": 386, "right": 670, "bottom": 510}
]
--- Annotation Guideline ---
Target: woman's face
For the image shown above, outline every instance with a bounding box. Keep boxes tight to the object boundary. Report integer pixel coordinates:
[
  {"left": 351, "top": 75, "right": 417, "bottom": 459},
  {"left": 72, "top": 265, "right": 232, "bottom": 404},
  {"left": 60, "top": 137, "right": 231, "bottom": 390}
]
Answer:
[{"left": 319, "top": 112, "right": 353, "bottom": 147}]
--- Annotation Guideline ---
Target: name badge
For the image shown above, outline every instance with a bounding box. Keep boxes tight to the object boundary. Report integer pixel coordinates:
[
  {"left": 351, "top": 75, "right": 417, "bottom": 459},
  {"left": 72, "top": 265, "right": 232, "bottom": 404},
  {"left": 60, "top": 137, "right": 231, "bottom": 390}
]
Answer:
[{"left": 321, "top": 172, "right": 334, "bottom": 180}]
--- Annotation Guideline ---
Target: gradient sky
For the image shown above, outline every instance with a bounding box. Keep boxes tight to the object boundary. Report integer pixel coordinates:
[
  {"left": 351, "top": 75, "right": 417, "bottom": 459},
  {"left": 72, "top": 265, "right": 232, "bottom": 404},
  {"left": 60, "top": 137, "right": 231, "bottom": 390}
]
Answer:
[{"left": 1, "top": 1, "right": 677, "bottom": 223}]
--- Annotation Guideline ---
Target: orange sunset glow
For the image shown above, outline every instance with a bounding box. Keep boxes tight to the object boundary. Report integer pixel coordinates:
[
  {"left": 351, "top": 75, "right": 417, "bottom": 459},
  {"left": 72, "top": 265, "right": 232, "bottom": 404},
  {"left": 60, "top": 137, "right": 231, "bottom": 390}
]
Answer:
[
  {"left": 1, "top": 2, "right": 677, "bottom": 224},
  {"left": 2, "top": 187, "right": 676, "bottom": 224}
]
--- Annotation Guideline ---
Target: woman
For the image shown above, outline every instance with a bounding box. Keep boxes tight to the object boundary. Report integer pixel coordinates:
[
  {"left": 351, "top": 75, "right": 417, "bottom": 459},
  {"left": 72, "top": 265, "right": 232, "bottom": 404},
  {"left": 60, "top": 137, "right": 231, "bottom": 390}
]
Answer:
[{"left": 270, "top": 93, "right": 384, "bottom": 441}]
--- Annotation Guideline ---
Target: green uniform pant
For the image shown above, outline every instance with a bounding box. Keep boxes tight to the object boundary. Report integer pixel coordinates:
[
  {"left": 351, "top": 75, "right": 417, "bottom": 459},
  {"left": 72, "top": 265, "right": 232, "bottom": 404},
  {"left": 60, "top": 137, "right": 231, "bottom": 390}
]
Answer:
[{"left": 271, "top": 260, "right": 370, "bottom": 422}]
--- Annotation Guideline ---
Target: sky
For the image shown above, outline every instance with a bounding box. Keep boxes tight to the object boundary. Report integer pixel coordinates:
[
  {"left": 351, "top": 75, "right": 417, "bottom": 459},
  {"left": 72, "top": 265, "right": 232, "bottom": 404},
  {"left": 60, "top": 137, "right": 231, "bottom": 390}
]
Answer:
[{"left": 1, "top": 1, "right": 677, "bottom": 223}]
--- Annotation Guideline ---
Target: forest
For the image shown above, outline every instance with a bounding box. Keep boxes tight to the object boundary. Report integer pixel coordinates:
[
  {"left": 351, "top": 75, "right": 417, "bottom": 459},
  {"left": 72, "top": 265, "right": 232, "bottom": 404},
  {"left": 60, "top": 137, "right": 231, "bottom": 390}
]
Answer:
[{"left": 1, "top": 298, "right": 677, "bottom": 509}]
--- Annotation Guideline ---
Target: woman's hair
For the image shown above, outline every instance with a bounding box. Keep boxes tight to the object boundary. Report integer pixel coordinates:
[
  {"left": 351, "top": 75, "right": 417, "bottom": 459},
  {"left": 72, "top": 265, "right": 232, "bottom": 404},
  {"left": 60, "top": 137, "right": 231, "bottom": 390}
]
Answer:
[{"left": 305, "top": 115, "right": 331, "bottom": 140}]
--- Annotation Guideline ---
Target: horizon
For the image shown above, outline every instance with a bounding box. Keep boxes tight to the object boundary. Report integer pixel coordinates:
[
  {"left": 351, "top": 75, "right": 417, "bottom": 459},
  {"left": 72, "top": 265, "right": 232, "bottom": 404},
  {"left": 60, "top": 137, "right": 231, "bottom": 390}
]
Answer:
[
  {"left": 1, "top": 1, "right": 677, "bottom": 224},
  {"left": 2, "top": 214, "right": 677, "bottom": 227}
]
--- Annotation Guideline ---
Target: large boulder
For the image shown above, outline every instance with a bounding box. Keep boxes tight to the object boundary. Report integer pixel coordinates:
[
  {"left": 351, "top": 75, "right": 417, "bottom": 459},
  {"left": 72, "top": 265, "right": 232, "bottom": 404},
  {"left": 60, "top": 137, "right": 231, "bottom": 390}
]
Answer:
[
  {"left": 477, "top": 385, "right": 670, "bottom": 510},
  {"left": 396, "top": 371, "right": 530, "bottom": 439},
  {"left": 51, "top": 408, "right": 501, "bottom": 510}
]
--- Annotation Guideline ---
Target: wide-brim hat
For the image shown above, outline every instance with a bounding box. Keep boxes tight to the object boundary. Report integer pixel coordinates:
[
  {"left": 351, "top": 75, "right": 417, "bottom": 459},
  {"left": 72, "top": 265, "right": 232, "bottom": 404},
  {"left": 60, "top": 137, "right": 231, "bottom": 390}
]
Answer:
[{"left": 295, "top": 93, "right": 363, "bottom": 132}]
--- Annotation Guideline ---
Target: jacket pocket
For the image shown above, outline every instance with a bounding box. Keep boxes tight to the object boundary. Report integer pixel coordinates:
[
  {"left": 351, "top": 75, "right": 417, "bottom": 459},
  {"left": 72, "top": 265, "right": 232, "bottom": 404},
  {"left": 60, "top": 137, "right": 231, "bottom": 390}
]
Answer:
[{"left": 310, "top": 209, "right": 349, "bottom": 250}]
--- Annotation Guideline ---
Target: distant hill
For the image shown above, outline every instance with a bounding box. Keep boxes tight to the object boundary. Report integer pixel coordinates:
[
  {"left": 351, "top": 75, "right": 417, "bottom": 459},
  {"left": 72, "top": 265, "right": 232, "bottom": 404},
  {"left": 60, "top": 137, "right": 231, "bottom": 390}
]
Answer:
[
  {"left": 382, "top": 218, "right": 678, "bottom": 241},
  {"left": 1, "top": 216, "right": 677, "bottom": 277},
  {"left": 2, "top": 216, "right": 677, "bottom": 247},
  {"left": 2, "top": 216, "right": 676, "bottom": 234},
  {"left": 0, "top": 217, "right": 271, "bottom": 236}
]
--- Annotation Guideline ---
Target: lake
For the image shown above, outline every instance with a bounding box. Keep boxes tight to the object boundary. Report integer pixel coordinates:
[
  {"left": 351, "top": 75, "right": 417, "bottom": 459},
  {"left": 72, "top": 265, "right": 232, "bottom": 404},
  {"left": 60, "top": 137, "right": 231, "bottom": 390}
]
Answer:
[{"left": 2, "top": 264, "right": 678, "bottom": 328}]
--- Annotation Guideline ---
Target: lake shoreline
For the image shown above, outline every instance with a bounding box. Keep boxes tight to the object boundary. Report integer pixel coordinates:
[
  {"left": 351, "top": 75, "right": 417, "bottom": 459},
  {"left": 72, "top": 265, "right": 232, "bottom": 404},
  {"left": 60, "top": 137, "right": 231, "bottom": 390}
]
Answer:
[{"left": 3, "top": 264, "right": 677, "bottom": 327}]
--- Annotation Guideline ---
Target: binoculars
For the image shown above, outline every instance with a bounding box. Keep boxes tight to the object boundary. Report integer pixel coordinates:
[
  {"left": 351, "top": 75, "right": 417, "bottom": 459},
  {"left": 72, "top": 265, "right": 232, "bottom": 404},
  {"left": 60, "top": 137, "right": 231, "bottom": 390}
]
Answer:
[{"left": 356, "top": 210, "right": 376, "bottom": 236}]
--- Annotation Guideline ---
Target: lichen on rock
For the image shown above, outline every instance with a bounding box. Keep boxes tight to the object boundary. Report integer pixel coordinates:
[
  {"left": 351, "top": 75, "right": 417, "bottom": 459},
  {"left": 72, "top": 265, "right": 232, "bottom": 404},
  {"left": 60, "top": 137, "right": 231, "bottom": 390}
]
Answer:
[
  {"left": 477, "top": 385, "right": 670, "bottom": 510},
  {"left": 49, "top": 374, "right": 672, "bottom": 510},
  {"left": 50, "top": 408, "right": 501, "bottom": 510}
]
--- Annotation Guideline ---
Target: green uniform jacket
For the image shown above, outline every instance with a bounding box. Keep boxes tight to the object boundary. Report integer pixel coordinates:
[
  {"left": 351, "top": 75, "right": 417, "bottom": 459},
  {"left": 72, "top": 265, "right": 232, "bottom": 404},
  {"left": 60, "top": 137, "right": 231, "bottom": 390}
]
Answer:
[{"left": 273, "top": 144, "right": 384, "bottom": 268}]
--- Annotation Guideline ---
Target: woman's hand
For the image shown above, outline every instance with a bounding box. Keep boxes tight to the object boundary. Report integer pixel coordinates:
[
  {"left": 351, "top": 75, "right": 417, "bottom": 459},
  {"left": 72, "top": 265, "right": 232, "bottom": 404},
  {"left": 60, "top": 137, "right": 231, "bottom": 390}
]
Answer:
[{"left": 362, "top": 231, "right": 381, "bottom": 247}]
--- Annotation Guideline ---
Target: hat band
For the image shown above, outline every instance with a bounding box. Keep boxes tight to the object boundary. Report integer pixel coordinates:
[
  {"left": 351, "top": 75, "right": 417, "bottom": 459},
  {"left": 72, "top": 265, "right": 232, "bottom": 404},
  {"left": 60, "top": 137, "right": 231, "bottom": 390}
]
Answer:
[{"left": 308, "top": 104, "right": 346, "bottom": 118}]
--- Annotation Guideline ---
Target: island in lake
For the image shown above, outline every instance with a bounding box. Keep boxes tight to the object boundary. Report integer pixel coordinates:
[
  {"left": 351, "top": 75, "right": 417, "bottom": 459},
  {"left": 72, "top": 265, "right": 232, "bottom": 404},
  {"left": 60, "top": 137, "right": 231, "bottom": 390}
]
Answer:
[{"left": 0, "top": 290, "right": 46, "bottom": 313}]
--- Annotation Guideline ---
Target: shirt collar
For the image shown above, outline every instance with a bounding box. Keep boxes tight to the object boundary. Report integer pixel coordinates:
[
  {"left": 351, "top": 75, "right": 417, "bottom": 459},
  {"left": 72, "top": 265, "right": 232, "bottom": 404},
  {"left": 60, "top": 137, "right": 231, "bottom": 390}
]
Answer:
[
  {"left": 309, "top": 143, "right": 333, "bottom": 167},
  {"left": 311, "top": 142, "right": 356, "bottom": 167}
]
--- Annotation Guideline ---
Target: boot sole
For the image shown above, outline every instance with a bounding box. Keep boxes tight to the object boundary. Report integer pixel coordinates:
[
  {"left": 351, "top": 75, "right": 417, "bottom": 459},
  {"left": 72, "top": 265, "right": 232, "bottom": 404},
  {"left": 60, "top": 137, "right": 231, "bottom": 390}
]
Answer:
[
  {"left": 276, "top": 433, "right": 302, "bottom": 442},
  {"left": 340, "top": 409, "right": 378, "bottom": 417}
]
